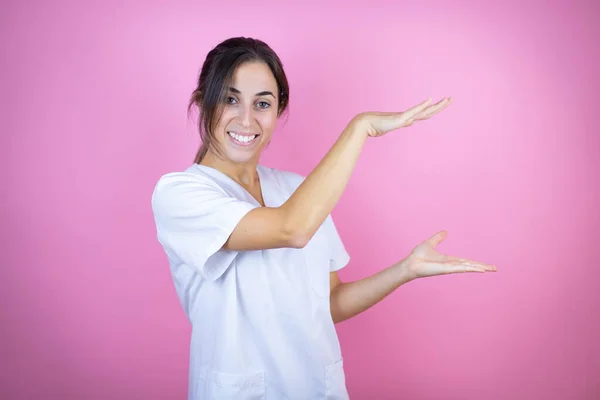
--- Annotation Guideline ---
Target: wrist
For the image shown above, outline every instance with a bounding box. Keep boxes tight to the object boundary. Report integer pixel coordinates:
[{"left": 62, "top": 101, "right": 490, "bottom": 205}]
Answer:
[
  {"left": 393, "top": 257, "right": 418, "bottom": 284},
  {"left": 347, "top": 114, "right": 370, "bottom": 139}
]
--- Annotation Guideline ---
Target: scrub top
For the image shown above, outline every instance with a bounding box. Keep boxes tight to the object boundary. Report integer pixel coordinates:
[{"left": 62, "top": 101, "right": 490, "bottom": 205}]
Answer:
[{"left": 151, "top": 163, "right": 351, "bottom": 400}]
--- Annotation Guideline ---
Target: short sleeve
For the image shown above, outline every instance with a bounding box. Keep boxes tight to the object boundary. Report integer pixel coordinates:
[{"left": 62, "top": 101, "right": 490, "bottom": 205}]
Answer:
[
  {"left": 324, "top": 214, "right": 350, "bottom": 272},
  {"left": 151, "top": 172, "right": 259, "bottom": 281}
]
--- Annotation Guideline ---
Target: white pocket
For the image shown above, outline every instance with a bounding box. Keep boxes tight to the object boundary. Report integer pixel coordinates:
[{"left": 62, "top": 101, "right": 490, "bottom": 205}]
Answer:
[
  {"left": 325, "top": 358, "right": 349, "bottom": 399},
  {"left": 199, "top": 367, "right": 265, "bottom": 400}
]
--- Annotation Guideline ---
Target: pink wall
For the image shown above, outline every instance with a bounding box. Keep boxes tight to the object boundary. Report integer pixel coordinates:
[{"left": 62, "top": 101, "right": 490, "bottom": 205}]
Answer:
[{"left": 2, "top": 0, "right": 599, "bottom": 398}]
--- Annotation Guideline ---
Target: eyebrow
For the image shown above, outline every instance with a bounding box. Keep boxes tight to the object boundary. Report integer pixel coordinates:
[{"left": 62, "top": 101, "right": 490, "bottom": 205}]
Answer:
[{"left": 229, "top": 87, "right": 276, "bottom": 98}]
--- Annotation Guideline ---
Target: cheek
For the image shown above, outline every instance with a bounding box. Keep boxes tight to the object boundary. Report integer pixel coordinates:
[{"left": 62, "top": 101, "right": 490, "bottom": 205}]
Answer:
[
  {"left": 258, "top": 111, "right": 278, "bottom": 134},
  {"left": 216, "top": 109, "right": 235, "bottom": 129},
  {"left": 213, "top": 112, "right": 234, "bottom": 142}
]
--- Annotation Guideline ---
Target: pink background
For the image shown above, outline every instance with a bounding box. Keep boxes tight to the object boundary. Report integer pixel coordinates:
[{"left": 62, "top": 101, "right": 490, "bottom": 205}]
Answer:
[{"left": 2, "top": 0, "right": 599, "bottom": 399}]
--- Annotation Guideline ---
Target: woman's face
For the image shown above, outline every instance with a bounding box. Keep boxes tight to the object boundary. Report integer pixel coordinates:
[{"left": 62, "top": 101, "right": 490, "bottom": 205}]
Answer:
[{"left": 212, "top": 61, "right": 280, "bottom": 164}]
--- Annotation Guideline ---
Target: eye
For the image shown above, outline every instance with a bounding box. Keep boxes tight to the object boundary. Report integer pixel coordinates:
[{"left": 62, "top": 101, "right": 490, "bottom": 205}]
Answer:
[
  {"left": 225, "top": 97, "right": 237, "bottom": 104},
  {"left": 257, "top": 101, "right": 270, "bottom": 109}
]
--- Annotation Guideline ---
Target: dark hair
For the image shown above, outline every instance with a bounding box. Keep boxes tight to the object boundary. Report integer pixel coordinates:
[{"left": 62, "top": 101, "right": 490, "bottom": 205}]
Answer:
[{"left": 188, "top": 37, "right": 290, "bottom": 163}]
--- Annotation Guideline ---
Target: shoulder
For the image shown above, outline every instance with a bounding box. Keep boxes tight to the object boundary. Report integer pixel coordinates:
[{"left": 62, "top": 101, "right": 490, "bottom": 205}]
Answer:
[
  {"left": 154, "top": 164, "right": 217, "bottom": 190},
  {"left": 154, "top": 164, "right": 219, "bottom": 196},
  {"left": 151, "top": 164, "right": 224, "bottom": 214}
]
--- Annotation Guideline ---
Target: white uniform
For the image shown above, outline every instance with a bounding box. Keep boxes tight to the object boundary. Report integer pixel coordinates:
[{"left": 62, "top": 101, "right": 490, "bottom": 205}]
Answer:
[{"left": 151, "top": 163, "right": 351, "bottom": 400}]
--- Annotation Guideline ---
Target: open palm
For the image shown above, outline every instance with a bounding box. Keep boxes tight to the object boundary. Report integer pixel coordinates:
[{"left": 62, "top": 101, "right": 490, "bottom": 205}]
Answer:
[
  {"left": 404, "top": 230, "right": 496, "bottom": 280},
  {"left": 357, "top": 97, "right": 452, "bottom": 138}
]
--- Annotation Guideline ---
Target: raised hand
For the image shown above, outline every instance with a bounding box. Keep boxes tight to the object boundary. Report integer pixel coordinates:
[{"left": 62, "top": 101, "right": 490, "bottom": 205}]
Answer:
[
  {"left": 354, "top": 97, "right": 452, "bottom": 138},
  {"left": 402, "top": 230, "right": 497, "bottom": 281}
]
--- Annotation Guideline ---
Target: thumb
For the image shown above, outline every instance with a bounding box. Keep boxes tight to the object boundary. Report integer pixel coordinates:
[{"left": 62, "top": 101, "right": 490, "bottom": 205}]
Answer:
[{"left": 425, "top": 230, "right": 448, "bottom": 247}]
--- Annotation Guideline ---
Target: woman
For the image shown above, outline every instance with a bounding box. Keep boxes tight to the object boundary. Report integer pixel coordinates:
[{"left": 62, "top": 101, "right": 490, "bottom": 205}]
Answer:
[{"left": 151, "top": 37, "right": 496, "bottom": 400}]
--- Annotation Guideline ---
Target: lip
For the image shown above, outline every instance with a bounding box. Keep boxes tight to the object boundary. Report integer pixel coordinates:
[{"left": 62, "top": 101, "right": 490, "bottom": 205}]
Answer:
[
  {"left": 227, "top": 131, "right": 260, "bottom": 147},
  {"left": 229, "top": 131, "right": 257, "bottom": 136}
]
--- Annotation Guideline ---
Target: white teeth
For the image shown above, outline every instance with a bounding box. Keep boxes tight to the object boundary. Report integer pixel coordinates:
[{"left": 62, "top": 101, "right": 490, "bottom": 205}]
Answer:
[{"left": 228, "top": 132, "right": 257, "bottom": 144}]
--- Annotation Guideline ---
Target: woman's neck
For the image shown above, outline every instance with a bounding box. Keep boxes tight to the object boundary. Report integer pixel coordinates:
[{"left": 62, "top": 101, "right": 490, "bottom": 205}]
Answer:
[{"left": 199, "top": 151, "right": 260, "bottom": 187}]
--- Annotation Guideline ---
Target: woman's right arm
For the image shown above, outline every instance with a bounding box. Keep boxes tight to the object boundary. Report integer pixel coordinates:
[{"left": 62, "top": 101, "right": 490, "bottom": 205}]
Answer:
[{"left": 223, "top": 97, "right": 452, "bottom": 251}]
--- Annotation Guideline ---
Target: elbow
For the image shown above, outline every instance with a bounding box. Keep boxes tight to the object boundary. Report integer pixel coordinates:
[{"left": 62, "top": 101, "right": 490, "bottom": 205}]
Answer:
[
  {"left": 285, "top": 227, "right": 311, "bottom": 249},
  {"left": 280, "top": 209, "right": 312, "bottom": 248}
]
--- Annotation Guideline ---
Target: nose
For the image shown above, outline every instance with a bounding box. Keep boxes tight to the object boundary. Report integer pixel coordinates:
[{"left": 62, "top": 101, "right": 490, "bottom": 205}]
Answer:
[{"left": 238, "top": 105, "right": 254, "bottom": 129}]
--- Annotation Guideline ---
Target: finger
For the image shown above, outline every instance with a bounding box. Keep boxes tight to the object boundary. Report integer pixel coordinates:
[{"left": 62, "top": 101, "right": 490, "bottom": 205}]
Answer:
[
  {"left": 415, "top": 97, "right": 452, "bottom": 120},
  {"left": 425, "top": 230, "right": 448, "bottom": 247},
  {"left": 446, "top": 256, "right": 497, "bottom": 271},
  {"left": 445, "top": 256, "right": 497, "bottom": 271},
  {"left": 424, "top": 261, "right": 486, "bottom": 274},
  {"left": 444, "top": 261, "right": 487, "bottom": 274},
  {"left": 402, "top": 97, "right": 433, "bottom": 120},
  {"left": 459, "top": 266, "right": 487, "bottom": 273}
]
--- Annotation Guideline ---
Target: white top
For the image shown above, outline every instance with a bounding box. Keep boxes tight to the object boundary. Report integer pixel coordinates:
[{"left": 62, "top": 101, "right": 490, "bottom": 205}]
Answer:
[{"left": 151, "top": 163, "right": 351, "bottom": 399}]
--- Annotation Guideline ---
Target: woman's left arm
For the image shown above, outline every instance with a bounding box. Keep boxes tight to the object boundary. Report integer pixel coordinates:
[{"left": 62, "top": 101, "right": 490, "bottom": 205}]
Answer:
[{"left": 329, "top": 230, "right": 497, "bottom": 324}]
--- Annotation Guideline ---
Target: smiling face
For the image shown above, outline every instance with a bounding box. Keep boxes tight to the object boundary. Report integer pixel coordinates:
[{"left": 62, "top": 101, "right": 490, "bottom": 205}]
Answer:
[{"left": 211, "top": 61, "right": 280, "bottom": 165}]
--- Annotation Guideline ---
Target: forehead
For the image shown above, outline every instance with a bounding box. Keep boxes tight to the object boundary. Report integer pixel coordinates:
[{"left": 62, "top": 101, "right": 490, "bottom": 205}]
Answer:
[{"left": 231, "top": 61, "right": 277, "bottom": 93}]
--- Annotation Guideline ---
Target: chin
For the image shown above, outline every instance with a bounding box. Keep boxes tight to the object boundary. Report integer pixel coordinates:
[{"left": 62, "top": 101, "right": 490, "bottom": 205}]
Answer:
[
  {"left": 222, "top": 143, "right": 264, "bottom": 164},
  {"left": 226, "top": 151, "right": 260, "bottom": 165}
]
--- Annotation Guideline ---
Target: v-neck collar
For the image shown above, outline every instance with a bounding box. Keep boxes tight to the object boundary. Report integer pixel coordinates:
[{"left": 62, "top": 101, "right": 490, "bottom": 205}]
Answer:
[{"left": 193, "top": 163, "right": 268, "bottom": 207}]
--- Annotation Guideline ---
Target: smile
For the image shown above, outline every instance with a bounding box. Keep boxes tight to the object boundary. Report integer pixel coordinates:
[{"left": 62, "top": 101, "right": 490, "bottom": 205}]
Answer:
[{"left": 228, "top": 131, "right": 259, "bottom": 146}]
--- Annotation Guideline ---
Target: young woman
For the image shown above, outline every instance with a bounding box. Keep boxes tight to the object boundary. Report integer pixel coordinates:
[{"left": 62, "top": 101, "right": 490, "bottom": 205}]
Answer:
[{"left": 151, "top": 36, "right": 496, "bottom": 400}]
